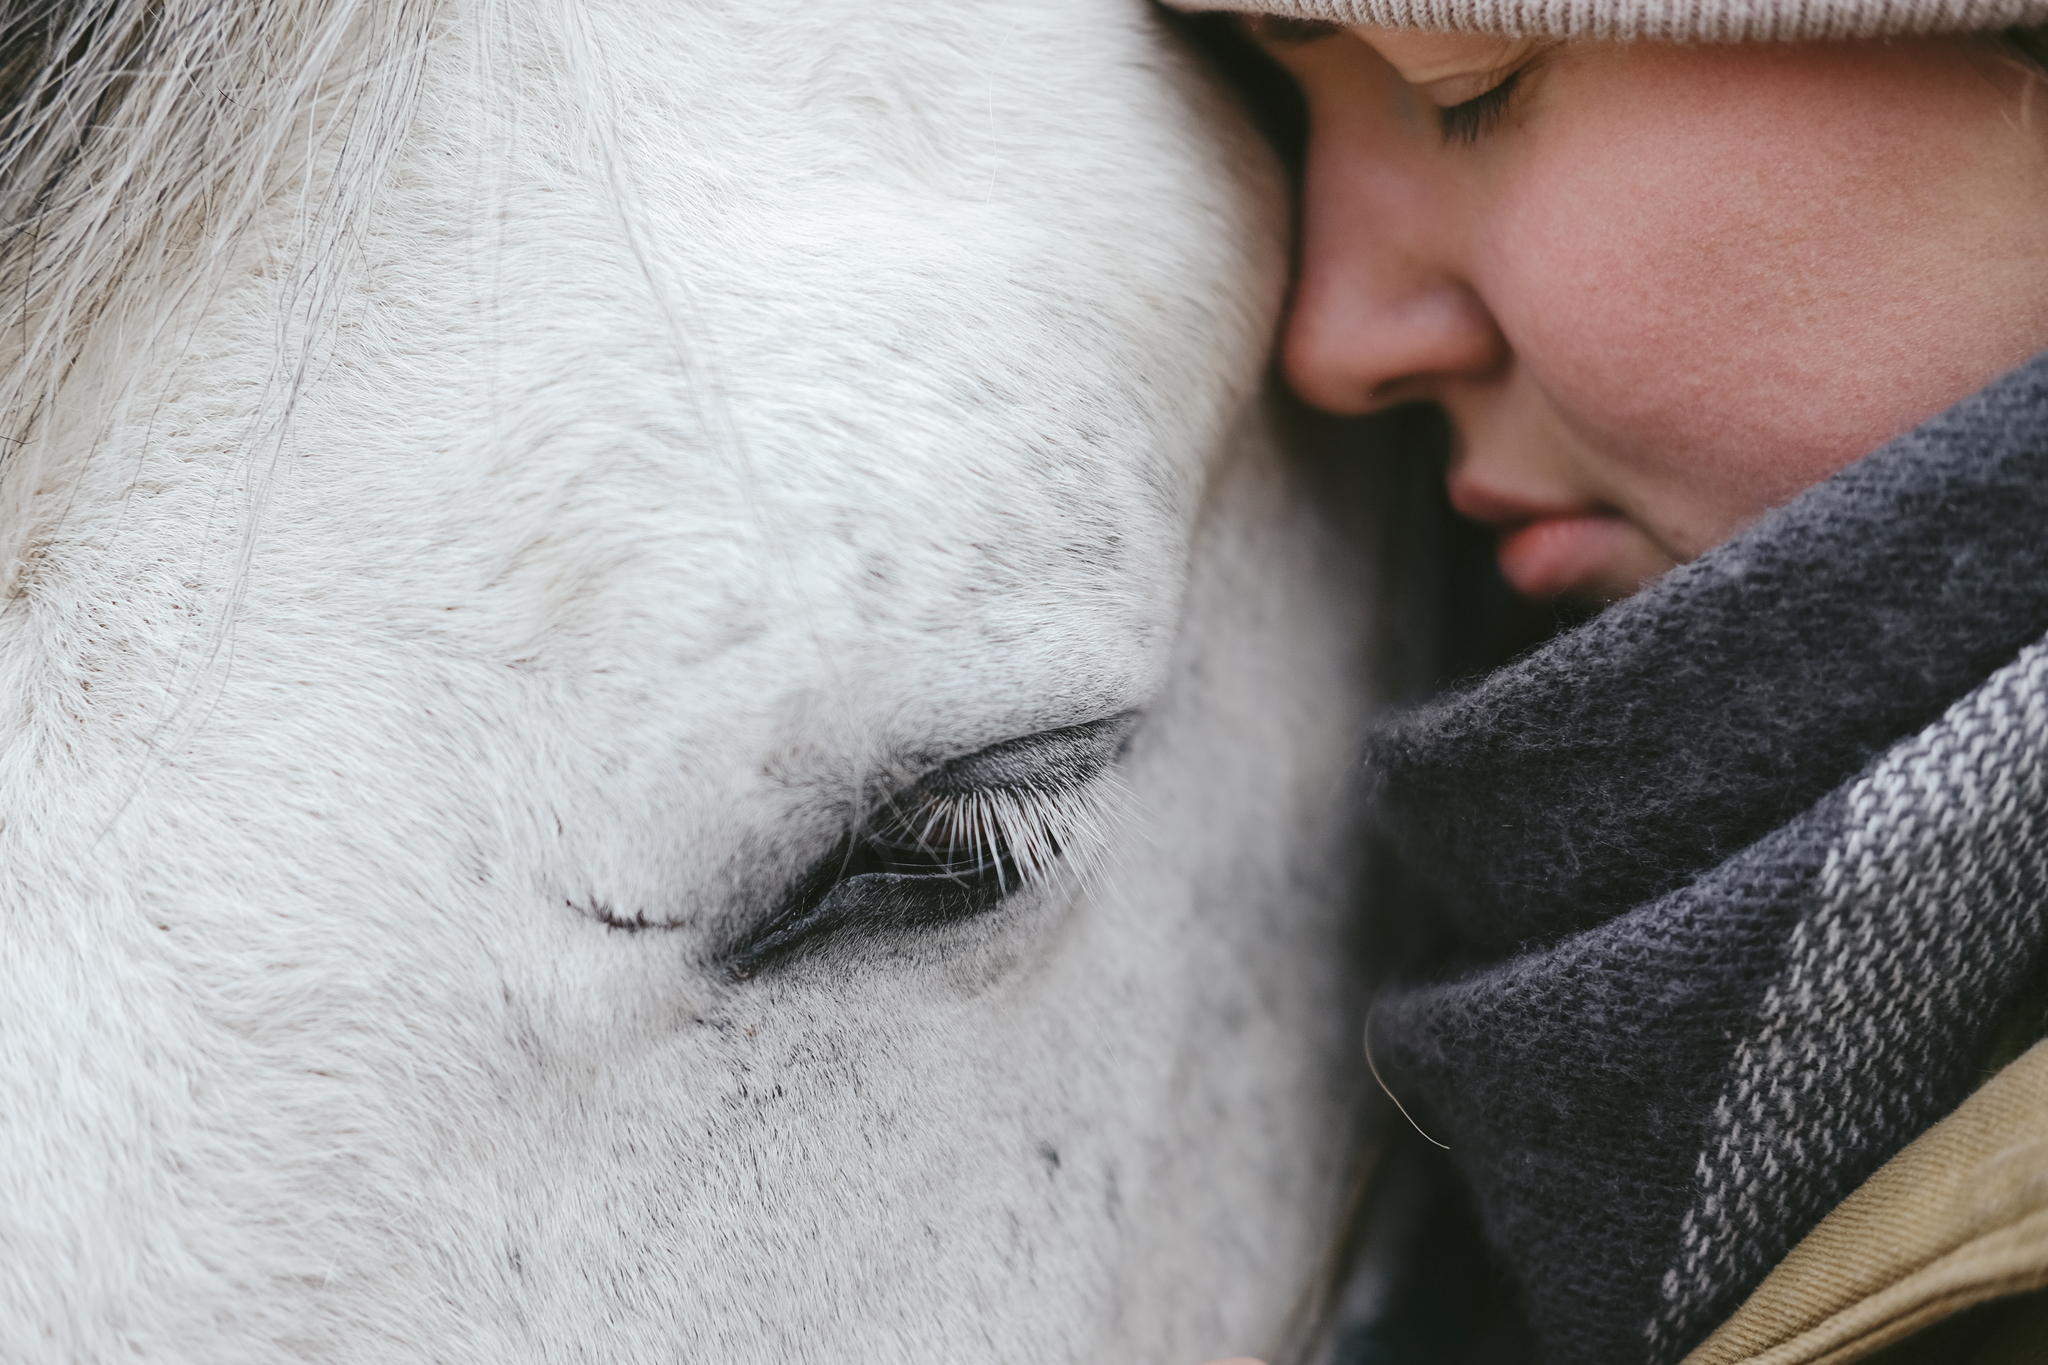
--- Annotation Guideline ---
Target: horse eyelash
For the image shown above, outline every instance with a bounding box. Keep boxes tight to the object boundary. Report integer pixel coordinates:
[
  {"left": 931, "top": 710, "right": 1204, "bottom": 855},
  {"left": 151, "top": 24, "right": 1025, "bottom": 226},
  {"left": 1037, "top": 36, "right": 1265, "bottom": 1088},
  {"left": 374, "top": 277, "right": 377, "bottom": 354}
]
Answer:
[
  {"left": 879, "top": 774, "right": 1129, "bottom": 894},
  {"left": 726, "top": 729, "right": 1137, "bottom": 977},
  {"left": 1439, "top": 70, "right": 1523, "bottom": 145}
]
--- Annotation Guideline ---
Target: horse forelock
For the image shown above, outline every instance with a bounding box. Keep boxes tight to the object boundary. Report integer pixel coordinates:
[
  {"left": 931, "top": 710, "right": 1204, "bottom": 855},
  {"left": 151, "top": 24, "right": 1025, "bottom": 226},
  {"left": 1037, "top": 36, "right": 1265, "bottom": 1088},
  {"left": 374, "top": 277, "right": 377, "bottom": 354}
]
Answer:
[{"left": 0, "top": 0, "right": 437, "bottom": 584}]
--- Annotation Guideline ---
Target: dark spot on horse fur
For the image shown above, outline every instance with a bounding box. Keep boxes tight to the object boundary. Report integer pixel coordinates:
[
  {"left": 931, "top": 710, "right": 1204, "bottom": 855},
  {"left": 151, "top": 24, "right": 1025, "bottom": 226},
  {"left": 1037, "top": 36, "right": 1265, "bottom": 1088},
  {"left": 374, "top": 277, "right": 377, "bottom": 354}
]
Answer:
[
  {"left": 1037, "top": 1142, "right": 1060, "bottom": 1176},
  {"left": 859, "top": 550, "right": 898, "bottom": 589}
]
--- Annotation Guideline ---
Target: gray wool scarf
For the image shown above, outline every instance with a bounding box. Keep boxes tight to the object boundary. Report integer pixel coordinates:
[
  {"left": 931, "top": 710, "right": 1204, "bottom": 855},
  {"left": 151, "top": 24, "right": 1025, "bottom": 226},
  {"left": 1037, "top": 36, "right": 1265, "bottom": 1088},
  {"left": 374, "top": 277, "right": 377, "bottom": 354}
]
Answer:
[{"left": 1361, "top": 348, "right": 2048, "bottom": 1365}]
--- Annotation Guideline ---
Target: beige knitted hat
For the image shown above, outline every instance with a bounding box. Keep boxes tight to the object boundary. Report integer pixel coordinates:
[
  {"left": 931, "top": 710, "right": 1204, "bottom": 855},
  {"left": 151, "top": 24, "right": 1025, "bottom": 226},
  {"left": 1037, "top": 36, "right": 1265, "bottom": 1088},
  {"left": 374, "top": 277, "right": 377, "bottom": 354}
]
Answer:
[{"left": 1176, "top": 0, "right": 2048, "bottom": 40}]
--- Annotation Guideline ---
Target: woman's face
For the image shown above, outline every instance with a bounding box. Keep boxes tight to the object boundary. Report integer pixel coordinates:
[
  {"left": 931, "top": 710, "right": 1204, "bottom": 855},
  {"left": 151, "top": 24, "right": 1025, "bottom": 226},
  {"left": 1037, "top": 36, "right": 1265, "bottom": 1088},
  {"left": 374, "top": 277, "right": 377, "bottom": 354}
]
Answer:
[{"left": 1259, "top": 25, "right": 2048, "bottom": 600}]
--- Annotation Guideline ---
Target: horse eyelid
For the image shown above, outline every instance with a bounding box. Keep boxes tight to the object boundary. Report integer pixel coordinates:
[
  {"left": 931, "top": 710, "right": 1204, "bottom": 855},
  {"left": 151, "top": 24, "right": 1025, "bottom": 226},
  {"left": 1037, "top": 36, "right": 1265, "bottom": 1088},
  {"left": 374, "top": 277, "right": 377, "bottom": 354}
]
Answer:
[{"left": 725, "top": 715, "right": 1139, "bottom": 976}]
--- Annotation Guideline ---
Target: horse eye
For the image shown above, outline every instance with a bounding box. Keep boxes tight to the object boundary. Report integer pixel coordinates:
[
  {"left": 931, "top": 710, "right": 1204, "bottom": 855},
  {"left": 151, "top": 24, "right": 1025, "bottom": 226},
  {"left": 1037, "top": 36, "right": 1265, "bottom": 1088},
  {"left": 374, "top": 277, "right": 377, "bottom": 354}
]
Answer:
[{"left": 725, "top": 714, "right": 1136, "bottom": 978}]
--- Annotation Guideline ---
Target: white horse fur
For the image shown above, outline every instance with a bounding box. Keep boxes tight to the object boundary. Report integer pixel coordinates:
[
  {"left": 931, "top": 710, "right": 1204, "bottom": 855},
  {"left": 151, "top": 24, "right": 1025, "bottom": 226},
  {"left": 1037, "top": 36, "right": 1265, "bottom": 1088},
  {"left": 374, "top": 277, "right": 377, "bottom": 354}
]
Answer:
[{"left": 0, "top": 1, "right": 1398, "bottom": 1360}]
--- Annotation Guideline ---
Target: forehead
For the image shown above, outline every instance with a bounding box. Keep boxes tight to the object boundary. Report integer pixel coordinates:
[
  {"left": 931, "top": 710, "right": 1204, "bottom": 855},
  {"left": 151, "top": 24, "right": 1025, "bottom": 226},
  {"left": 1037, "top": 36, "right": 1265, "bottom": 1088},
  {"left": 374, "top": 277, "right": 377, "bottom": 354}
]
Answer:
[
  {"left": 1353, "top": 27, "right": 1551, "bottom": 82},
  {"left": 1246, "top": 15, "right": 1546, "bottom": 86}
]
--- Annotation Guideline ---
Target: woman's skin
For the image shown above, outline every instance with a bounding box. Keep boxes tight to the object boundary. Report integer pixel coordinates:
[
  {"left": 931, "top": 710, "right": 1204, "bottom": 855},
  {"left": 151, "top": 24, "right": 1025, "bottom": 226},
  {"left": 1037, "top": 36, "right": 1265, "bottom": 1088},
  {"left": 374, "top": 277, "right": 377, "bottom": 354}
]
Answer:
[
  {"left": 1194, "top": 24, "right": 2048, "bottom": 1363},
  {"left": 1254, "top": 21, "right": 2048, "bottom": 601}
]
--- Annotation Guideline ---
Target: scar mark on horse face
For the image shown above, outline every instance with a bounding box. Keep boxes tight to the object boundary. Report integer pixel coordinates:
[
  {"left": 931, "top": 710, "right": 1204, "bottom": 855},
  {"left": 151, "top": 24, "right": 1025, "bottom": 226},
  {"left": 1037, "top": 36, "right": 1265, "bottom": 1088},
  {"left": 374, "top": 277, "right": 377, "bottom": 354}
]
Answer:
[
  {"left": 575, "top": 899, "right": 652, "bottom": 932},
  {"left": 1037, "top": 1142, "right": 1060, "bottom": 1176}
]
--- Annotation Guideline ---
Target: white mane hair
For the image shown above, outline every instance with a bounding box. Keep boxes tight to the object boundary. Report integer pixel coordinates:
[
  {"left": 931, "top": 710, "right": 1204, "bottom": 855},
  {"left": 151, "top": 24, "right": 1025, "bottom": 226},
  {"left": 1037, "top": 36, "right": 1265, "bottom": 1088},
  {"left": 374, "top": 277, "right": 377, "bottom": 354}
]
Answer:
[
  {"left": 0, "top": 0, "right": 440, "bottom": 581},
  {"left": 0, "top": 2, "right": 1410, "bottom": 1360}
]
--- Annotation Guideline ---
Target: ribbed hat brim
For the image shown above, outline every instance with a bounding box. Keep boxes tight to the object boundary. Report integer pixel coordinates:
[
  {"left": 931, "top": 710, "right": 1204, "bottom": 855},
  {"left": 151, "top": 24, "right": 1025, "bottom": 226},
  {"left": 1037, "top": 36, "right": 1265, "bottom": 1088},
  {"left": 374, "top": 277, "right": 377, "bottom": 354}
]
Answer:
[{"left": 1174, "top": 0, "right": 2048, "bottom": 39}]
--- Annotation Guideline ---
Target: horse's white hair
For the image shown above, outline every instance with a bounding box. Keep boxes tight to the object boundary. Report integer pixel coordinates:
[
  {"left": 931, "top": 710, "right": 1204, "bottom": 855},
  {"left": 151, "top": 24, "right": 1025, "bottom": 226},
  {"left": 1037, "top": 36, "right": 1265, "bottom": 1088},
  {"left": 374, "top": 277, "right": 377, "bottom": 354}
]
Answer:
[
  {"left": 0, "top": 1, "right": 430, "bottom": 575},
  {"left": 0, "top": 1, "right": 1409, "bottom": 1360}
]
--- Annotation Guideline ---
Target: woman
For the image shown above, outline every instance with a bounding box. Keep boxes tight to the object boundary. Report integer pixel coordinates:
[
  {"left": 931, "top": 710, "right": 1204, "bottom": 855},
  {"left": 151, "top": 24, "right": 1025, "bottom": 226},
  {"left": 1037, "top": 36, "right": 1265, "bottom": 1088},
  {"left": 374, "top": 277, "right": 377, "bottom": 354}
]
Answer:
[{"left": 1178, "top": 3, "right": 2048, "bottom": 1362}]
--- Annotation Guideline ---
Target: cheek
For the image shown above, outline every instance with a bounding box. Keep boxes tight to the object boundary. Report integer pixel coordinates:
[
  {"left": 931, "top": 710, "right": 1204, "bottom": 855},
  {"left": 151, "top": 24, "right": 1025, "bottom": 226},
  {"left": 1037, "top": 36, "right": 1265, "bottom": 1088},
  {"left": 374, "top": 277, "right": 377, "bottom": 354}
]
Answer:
[
  {"left": 1485, "top": 152, "right": 1793, "bottom": 540},
  {"left": 1476, "top": 52, "right": 2014, "bottom": 550}
]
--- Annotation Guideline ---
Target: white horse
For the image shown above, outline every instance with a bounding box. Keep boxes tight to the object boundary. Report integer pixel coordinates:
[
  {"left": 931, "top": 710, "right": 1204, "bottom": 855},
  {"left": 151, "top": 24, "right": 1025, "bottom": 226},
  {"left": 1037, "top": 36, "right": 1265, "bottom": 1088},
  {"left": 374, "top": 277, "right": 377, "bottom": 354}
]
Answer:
[{"left": 0, "top": 1, "right": 1405, "bottom": 1360}]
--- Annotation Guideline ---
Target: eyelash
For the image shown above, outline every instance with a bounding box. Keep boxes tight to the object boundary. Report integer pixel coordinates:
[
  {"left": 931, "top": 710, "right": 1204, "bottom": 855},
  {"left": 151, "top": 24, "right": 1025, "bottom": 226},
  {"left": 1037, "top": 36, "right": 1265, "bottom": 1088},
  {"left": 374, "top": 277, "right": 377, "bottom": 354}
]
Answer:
[
  {"left": 1439, "top": 70, "right": 1523, "bottom": 145},
  {"left": 725, "top": 743, "right": 1129, "bottom": 978},
  {"left": 864, "top": 779, "right": 1122, "bottom": 894}
]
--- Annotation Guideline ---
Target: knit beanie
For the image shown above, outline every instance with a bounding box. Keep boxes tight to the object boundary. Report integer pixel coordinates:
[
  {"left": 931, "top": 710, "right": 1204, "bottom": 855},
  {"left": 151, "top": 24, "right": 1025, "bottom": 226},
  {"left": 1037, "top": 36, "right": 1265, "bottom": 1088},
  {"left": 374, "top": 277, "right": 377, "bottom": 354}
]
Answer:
[{"left": 1170, "top": 0, "right": 2048, "bottom": 41}]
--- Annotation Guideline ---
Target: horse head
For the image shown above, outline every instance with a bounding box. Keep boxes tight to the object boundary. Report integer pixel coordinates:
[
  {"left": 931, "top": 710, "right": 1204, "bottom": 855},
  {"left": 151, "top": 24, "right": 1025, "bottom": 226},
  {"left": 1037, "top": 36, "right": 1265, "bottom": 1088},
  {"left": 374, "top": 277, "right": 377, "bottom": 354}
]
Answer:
[{"left": 0, "top": 2, "right": 1406, "bottom": 1358}]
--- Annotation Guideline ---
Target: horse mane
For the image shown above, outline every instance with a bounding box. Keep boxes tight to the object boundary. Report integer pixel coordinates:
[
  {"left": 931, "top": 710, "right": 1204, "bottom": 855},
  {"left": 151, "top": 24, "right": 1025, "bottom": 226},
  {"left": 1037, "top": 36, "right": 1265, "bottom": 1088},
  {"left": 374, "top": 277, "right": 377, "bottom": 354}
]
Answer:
[{"left": 0, "top": 0, "right": 435, "bottom": 578}]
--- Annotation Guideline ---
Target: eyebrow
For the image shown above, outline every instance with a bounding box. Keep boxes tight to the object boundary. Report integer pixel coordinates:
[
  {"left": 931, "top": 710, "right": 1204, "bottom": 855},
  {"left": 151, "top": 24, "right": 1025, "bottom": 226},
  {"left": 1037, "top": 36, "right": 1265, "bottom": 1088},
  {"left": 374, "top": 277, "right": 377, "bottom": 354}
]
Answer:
[{"left": 1245, "top": 15, "right": 1345, "bottom": 43}]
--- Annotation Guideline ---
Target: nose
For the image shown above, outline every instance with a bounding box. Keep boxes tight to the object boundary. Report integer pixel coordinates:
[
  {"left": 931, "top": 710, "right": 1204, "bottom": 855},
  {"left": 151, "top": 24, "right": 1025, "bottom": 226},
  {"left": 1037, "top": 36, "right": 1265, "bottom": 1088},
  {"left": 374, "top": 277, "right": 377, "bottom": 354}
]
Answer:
[{"left": 1281, "top": 123, "right": 1507, "bottom": 415}]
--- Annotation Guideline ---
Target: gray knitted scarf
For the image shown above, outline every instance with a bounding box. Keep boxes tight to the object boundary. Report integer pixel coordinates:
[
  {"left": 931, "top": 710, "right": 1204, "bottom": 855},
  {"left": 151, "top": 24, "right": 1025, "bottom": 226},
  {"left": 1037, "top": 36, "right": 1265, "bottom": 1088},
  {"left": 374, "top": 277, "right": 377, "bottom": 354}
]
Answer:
[{"left": 1361, "top": 349, "right": 2048, "bottom": 1365}]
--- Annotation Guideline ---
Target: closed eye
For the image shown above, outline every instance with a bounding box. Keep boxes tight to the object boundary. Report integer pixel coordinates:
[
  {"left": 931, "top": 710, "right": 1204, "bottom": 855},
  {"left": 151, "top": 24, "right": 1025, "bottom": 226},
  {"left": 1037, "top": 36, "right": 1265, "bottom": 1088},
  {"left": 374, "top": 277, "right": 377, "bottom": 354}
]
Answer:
[
  {"left": 1438, "top": 70, "right": 1522, "bottom": 145},
  {"left": 725, "top": 713, "right": 1137, "bottom": 978}
]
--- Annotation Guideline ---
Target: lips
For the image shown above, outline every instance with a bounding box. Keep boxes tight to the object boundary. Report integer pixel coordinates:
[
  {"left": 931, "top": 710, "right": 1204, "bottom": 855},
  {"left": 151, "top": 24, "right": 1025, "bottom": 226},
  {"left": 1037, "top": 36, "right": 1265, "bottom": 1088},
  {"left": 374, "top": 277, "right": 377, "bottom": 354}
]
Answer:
[{"left": 1494, "top": 513, "right": 1637, "bottom": 600}]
